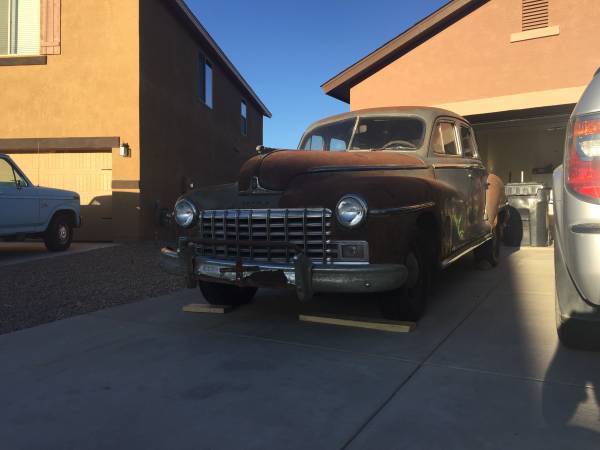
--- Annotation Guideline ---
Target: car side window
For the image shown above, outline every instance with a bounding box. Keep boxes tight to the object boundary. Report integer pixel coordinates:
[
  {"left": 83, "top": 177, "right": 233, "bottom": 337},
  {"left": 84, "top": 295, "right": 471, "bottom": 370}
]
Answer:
[
  {"left": 432, "top": 122, "right": 458, "bottom": 156},
  {"left": 304, "top": 135, "right": 325, "bottom": 151},
  {"left": 0, "top": 159, "right": 16, "bottom": 187},
  {"left": 459, "top": 125, "right": 478, "bottom": 159}
]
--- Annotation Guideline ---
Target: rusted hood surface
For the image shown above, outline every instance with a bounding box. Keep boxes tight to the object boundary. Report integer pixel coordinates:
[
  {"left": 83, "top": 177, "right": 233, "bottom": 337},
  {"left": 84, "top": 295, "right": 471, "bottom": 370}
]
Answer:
[{"left": 240, "top": 150, "right": 427, "bottom": 191}]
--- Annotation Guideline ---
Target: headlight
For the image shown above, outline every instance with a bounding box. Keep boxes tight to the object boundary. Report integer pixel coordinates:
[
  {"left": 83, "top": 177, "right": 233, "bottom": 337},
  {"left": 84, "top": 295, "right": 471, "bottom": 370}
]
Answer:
[
  {"left": 336, "top": 195, "right": 367, "bottom": 228},
  {"left": 174, "top": 199, "right": 198, "bottom": 228}
]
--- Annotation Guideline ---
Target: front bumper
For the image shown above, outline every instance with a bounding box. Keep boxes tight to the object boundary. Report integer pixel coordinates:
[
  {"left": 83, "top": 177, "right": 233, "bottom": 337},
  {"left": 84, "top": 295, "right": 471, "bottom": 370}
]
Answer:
[{"left": 160, "top": 246, "right": 407, "bottom": 300}]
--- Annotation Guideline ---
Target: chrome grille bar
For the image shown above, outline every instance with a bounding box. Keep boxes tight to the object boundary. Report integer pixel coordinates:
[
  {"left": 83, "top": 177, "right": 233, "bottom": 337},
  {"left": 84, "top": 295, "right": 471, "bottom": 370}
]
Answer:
[{"left": 195, "top": 208, "right": 337, "bottom": 263}]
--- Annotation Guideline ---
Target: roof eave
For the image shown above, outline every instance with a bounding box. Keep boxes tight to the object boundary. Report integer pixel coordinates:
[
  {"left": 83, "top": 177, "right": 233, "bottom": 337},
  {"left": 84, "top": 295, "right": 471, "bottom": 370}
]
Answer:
[
  {"left": 321, "top": 0, "right": 488, "bottom": 104},
  {"left": 171, "top": 0, "right": 272, "bottom": 118}
]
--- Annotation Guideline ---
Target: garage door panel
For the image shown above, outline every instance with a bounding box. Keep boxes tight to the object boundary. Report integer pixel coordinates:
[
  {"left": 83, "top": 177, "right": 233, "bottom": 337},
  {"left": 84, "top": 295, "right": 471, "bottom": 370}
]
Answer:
[{"left": 8, "top": 152, "right": 112, "bottom": 241}]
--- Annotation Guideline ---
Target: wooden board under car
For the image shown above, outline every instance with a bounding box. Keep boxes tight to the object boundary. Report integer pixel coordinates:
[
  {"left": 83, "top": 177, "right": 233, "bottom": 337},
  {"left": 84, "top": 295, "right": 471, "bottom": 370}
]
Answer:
[
  {"left": 299, "top": 313, "right": 416, "bottom": 333},
  {"left": 182, "top": 304, "right": 233, "bottom": 314}
]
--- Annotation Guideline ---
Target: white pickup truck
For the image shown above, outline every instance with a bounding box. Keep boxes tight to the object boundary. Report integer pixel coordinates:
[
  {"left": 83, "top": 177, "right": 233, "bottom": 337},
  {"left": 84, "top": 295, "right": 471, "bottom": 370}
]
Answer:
[{"left": 0, "top": 154, "right": 81, "bottom": 251}]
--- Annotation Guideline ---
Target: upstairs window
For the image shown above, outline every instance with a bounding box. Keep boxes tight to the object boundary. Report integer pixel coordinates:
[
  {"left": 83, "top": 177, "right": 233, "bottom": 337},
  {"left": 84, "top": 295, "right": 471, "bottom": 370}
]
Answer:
[
  {"left": 522, "top": 0, "right": 549, "bottom": 31},
  {"left": 0, "top": 0, "right": 40, "bottom": 56},
  {"left": 198, "top": 54, "right": 213, "bottom": 108},
  {"left": 241, "top": 100, "right": 248, "bottom": 136}
]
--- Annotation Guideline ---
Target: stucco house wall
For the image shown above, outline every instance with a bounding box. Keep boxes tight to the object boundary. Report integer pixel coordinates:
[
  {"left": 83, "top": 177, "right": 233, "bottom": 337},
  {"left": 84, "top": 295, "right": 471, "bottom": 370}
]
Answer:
[
  {"left": 139, "top": 0, "right": 264, "bottom": 239},
  {"left": 350, "top": 0, "right": 600, "bottom": 115}
]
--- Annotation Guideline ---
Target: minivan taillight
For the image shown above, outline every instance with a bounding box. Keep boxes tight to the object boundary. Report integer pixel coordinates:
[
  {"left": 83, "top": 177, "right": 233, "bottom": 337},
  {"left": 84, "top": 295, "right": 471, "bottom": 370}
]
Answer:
[{"left": 566, "top": 114, "right": 600, "bottom": 201}]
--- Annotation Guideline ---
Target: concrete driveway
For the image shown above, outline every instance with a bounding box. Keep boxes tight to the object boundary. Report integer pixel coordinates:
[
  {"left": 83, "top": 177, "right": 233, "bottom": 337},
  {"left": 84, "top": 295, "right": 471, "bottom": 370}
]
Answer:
[
  {"left": 1, "top": 247, "right": 598, "bottom": 449},
  {"left": 0, "top": 242, "right": 116, "bottom": 267}
]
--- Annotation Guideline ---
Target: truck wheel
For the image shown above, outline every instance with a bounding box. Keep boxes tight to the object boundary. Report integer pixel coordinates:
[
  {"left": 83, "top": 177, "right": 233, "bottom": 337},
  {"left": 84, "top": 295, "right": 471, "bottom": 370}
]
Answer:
[
  {"left": 199, "top": 281, "right": 257, "bottom": 306},
  {"left": 43, "top": 214, "right": 73, "bottom": 252},
  {"left": 475, "top": 224, "right": 502, "bottom": 267},
  {"left": 380, "top": 231, "right": 431, "bottom": 321}
]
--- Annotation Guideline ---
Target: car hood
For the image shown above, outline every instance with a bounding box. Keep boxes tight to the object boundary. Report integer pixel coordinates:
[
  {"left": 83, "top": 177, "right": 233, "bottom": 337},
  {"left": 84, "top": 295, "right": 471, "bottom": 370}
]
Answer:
[
  {"left": 239, "top": 150, "right": 427, "bottom": 191},
  {"left": 36, "top": 186, "right": 79, "bottom": 200}
]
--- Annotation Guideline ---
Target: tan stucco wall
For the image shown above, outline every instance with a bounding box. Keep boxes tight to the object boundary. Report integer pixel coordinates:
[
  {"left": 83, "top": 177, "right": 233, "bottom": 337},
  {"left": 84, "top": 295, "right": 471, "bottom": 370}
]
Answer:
[
  {"left": 0, "top": 0, "right": 141, "bottom": 240},
  {"left": 350, "top": 0, "right": 600, "bottom": 114},
  {"left": 139, "top": 0, "right": 264, "bottom": 240}
]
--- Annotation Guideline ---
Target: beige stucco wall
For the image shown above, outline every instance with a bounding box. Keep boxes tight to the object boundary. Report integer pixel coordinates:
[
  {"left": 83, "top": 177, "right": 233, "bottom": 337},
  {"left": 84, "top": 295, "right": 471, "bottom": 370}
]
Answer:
[
  {"left": 0, "top": 0, "right": 141, "bottom": 239},
  {"left": 350, "top": 0, "right": 600, "bottom": 114}
]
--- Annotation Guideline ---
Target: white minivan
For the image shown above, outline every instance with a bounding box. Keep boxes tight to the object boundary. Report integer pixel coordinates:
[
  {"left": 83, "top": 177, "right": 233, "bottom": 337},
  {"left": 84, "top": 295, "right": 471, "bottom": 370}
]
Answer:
[{"left": 0, "top": 154, "right": 81, "bottom": 251}]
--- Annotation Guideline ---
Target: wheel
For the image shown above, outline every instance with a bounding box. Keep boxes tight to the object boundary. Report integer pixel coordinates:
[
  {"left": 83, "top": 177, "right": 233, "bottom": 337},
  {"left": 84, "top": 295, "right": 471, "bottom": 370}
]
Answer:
[
  {"left": 379, "top": 231, "right": 432, "bottom": 321},
  {"left": 503, "top": 206, "right": 522, "bottom": 247},
  {"left": 43, "top": 214, "right": 73, "bottom": 252},
  {"left": 475, "top": 224, "right": 502, "bottom": 267},
  {"left": 199, "top": 281, "right": 257, "bottom": 306}
]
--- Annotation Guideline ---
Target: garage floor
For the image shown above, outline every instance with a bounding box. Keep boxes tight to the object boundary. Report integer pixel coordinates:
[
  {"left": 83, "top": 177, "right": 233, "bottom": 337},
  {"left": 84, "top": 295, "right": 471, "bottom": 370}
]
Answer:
[{"left": 1, "top": 247, "right": 599, "bottom": 449}]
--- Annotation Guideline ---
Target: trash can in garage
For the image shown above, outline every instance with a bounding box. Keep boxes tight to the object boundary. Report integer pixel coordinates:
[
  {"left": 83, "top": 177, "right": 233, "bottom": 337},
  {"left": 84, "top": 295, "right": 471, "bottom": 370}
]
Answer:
[{"left": 504, "top": 183, "right": 551, "bottom": 247}]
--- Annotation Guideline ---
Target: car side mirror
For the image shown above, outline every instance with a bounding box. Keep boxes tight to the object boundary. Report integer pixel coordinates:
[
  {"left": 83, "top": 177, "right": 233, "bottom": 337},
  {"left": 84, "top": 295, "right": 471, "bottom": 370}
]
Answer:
[{"left": 16, "top": 179, "right": 23, "bottom": 190}]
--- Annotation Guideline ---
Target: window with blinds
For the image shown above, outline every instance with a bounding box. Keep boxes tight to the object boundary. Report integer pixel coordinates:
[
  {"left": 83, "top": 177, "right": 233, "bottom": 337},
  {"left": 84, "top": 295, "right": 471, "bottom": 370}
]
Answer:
[
  {"left": 522, "top": 0, "right": 549, "bottom": 31},
  {"left": 0, "top": 0, "right": 40, "bottom": 56}
]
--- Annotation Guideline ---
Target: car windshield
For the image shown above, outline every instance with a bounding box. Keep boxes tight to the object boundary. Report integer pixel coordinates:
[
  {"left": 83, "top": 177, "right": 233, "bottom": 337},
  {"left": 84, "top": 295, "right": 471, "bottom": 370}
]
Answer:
[{"left": 299, "top": 116, "right": 425, "bottom": 151}]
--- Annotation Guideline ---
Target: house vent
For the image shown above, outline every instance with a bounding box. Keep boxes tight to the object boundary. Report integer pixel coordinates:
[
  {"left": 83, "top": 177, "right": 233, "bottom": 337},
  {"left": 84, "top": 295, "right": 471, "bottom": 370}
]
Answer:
[{"left": 522, "top": 0, "right": 549, "bottom": 31}]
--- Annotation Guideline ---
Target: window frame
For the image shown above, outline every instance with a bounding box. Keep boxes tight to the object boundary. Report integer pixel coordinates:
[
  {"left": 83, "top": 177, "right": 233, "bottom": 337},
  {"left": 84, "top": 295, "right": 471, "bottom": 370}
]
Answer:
[
  {"left": 457, "top": 123, "right": 480, "bottom": 160},
  {"left": 0, "top": 0, "right": 42, "bottom": 57},
  {"left": 240, "top": 100, "right": 248, "bottom": 136},
  {"left": 430, "top": 119, "right": 461, "bottom": 158},
  {"left": 198, "top": 53, "right": 213, "bottom": 109}
]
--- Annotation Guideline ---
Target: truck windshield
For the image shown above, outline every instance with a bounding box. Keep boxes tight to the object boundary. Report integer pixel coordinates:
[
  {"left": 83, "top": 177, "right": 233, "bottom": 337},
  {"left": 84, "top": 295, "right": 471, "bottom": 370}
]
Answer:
[{"left": 299, "top": 116, "right": 424, "bottom": 152}]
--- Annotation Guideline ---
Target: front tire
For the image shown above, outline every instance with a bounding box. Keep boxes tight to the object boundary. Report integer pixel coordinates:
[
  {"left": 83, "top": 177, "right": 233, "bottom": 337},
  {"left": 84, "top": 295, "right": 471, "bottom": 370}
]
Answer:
[
  {"left": 379, "top": 231, "right": 432, "bottom": 321},
  {"left": 199, "top": 281, "right": 257, "bottom": 307},
  {"left": 44, "top": 214, "right": 73, "bottom": 252}
]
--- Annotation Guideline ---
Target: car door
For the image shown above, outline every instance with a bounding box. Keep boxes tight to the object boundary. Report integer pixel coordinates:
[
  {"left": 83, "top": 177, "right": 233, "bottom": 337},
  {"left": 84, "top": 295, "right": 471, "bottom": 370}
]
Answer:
[
  {"left": 0, "top": 157, "right": 39, "bottom": 233},
  {"left": 458, "top": 123, "right": 490, "bottom": 239},
  {"left": 430, "top": 119, "right": 471, "bottom": 251}
]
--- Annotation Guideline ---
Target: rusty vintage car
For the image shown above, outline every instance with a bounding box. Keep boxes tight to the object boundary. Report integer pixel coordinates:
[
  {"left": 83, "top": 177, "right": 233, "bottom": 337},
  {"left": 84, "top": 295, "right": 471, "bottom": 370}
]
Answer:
[{"left": 161, "top": 107, "right": 507, "bottom": 320}]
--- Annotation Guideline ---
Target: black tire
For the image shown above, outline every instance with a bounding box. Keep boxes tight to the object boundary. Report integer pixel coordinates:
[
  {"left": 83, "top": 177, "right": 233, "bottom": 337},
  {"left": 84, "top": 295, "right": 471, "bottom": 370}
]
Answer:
[
  {"left": 503, "top": 206, "right": 522, "bottom": 247},
  {"left": 199, "top": 281, "right": 257, "bottom": 306},
  {"left": 475, "top": 224, "right": 502, "bottom": 267},
  {"left": 379, "top": 230, "right": 432, "bottom": 322},
  {"left": 43, "top": 214, "right": 73, "bottom": 252}
]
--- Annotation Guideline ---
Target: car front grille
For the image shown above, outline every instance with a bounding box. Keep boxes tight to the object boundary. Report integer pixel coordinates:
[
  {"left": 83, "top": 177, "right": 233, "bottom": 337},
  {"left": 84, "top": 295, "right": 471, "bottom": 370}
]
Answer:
[{"left": 194, "top": 208, "right": 338, "bottom": 263}]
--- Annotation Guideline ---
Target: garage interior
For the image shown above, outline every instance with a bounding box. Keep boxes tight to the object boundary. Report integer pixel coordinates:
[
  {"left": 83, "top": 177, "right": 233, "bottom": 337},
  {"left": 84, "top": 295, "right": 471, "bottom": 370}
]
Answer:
[{"left": 468, "top": 105, "right": 573, "bottom": 187}]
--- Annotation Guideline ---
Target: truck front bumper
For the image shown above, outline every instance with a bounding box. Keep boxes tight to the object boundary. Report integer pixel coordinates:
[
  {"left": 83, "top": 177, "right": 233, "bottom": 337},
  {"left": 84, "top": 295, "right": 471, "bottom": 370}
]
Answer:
[{"left": 160, "top": 246, "right": 407, "bottom": 301}]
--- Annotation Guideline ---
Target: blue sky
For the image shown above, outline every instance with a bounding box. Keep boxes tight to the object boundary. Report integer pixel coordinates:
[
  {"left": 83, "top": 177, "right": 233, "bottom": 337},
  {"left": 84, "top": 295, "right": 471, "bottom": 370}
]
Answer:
[{"left": 186, "top": 0, "right": 448, "bottom": 148}]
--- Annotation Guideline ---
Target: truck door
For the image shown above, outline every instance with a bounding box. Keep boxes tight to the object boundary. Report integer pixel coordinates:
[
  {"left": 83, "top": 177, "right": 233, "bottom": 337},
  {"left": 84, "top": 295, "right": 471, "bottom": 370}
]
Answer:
[{"left": 0, "top": 158, "right": 39, "bottom": 234}]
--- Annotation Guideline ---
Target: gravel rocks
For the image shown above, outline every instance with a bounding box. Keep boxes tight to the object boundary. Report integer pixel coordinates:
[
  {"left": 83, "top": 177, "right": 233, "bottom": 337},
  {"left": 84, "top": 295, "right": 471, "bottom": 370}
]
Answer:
[{"left": 0, "top": 243, "right": 183, "bottom": 335}]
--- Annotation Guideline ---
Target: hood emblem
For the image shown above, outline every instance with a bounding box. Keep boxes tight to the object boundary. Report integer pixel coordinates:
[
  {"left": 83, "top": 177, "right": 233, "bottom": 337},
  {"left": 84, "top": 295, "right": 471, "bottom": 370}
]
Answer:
[{"left": 242, "top": 176, "right": 280, "bottom": 195}]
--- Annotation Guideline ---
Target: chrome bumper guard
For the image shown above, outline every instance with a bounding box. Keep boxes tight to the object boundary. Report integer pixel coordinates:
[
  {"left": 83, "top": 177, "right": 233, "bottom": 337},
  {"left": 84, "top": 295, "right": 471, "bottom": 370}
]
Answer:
[{"left": 160, "top": 246, "right": 407, "bottom": 301}]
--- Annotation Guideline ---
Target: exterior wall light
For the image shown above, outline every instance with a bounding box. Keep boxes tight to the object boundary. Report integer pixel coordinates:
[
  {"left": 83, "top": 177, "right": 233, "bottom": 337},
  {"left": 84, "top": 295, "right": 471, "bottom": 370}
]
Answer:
[{"left": 119, "top": 143, "right": 131, "bottom": 157}]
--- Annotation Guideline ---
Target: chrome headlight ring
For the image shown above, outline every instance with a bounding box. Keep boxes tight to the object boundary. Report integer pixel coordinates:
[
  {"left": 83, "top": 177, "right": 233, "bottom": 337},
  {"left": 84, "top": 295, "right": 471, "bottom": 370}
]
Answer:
[
  {"left": 336, "top": 195, "right": 368, "bottom": 228},
  {"left": 174, "top": 198, "right": 198, "bottom": 228}
]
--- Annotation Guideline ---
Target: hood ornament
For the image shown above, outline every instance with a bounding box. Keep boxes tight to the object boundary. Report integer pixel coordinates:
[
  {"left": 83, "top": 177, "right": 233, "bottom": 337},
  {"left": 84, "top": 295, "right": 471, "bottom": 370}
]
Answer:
[
  {"left": 241, "top": 176, "right": 280, "bottom": 195},
  {"left": 256, "top": 145, "right": 280, "bottom": 156}
]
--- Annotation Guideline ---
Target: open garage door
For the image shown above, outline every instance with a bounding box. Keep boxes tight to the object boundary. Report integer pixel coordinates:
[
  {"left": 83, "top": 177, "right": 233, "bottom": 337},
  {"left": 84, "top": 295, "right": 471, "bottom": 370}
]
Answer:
[
  {"left": 468, "top": 105, "right": 573, "bottom": 187},
  {"left": 7, "top": 152, "right": 113, "bottom": 242}
]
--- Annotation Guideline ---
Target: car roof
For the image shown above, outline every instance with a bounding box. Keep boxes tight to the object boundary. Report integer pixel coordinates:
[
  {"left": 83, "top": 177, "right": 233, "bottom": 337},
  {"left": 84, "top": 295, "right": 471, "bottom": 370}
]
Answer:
[{"left": 304, "top": 106, "right": 468, "bottom": 133}]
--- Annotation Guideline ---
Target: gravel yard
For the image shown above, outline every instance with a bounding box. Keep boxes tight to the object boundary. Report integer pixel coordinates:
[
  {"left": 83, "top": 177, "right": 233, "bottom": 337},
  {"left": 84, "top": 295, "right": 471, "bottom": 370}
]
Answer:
[{"left": 0, "top": 243, "right": 183, "bottom": 335}]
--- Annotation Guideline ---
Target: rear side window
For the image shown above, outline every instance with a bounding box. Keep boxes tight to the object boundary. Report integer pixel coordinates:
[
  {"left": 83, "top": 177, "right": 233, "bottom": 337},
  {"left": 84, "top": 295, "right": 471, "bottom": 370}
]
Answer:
[
  {"left": 432, "top": 122, "right": 458, "bottom": 155},
  {"left": 0, "top": 159, "right": 16, "bottom": 186},
  {"left": 459, "top": 125, "right": 478, "bottom": 158}
]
